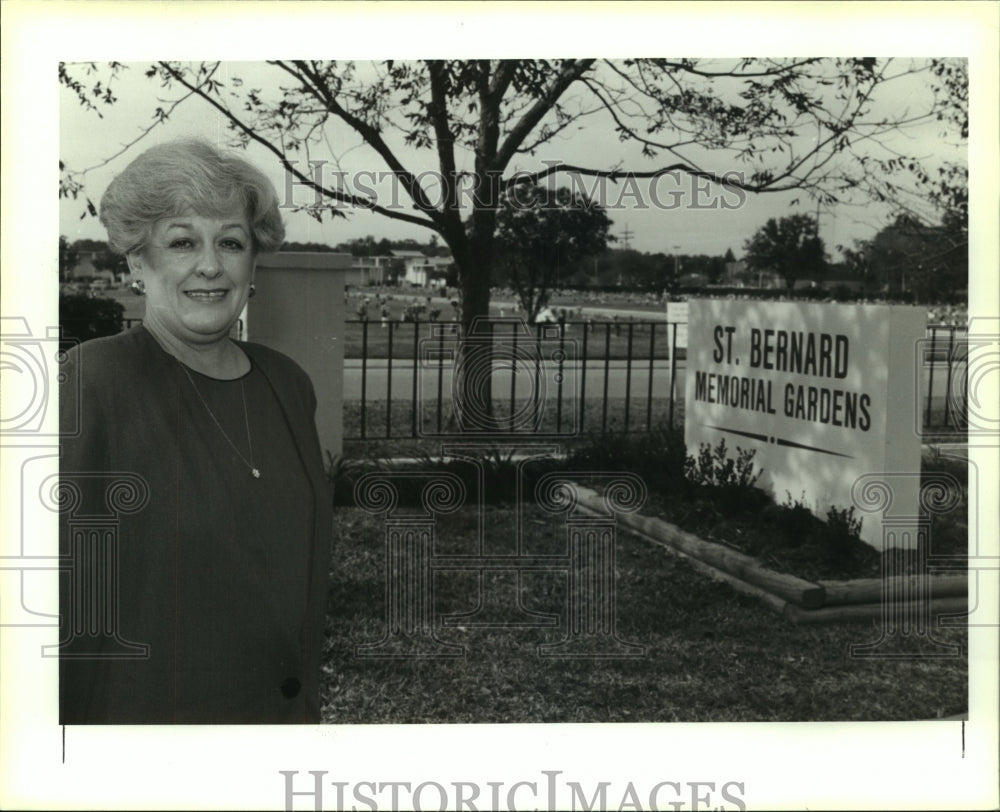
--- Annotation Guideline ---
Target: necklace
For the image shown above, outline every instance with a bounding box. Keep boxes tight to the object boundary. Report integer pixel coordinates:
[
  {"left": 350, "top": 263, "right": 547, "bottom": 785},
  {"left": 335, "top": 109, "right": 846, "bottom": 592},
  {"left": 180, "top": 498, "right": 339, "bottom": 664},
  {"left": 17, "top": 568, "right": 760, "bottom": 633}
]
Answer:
[{"left": 179, "top": 364, "right": 260, "bottom": 479}]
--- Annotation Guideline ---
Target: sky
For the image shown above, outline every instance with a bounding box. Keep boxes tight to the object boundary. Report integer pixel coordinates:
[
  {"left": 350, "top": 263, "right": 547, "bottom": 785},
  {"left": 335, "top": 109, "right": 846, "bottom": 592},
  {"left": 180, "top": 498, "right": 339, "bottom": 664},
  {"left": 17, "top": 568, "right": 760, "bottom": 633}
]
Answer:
[{"left": 58, "top": 57, "right": 964, "bottom": 261}]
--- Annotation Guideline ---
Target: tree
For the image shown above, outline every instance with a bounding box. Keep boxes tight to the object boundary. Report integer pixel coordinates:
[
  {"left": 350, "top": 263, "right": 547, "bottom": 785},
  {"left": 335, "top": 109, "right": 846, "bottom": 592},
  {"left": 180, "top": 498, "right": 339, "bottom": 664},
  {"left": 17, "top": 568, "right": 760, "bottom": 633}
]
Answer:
[
  {"left": 60, "top": 58, "right": 958, "bottom": 416},
  {"left": 60, "top": 237, "right": 129, "bottom": 281},
  {"left": 281, "top": 241, "right": 338, "bottom": 252},
  {"left": 58, "top": 294, "right": 125, "bottom": 350},
  {"left": 59, "top": 235, "right": 80, "bottom": 282},
  {"left": 90, "top": 244, "right": 129, "bottom": 280},
  {"left": 743, "top": 214, "right": 827, "bottom": 289},
  {"left": 854, "top": 58, "right": 967, "bottom": 301},
  {"left": 844, "top": 215, "right": 965, "bottom": 302},
  {"left": 705, "top": 254, "right": 727, "bottom": 285},
  {"left": 494, "top": 185, "right": 612, "bottom": 320}
]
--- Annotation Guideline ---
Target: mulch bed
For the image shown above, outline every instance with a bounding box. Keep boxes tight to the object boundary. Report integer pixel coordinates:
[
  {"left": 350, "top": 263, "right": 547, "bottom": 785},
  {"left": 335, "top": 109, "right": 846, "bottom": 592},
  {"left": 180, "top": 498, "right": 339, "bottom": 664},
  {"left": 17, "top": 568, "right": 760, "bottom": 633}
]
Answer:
[{"left": 625, "top": 488, "right": 967, "bottom": 584}]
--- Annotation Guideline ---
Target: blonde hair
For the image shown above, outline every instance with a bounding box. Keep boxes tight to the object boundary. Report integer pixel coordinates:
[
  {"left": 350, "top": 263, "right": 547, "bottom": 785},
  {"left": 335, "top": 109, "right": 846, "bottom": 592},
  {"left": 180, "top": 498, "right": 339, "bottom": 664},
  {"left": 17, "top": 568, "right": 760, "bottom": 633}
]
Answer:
[{"left": 100, "top": 139, "right": 285, "bottom": 255}]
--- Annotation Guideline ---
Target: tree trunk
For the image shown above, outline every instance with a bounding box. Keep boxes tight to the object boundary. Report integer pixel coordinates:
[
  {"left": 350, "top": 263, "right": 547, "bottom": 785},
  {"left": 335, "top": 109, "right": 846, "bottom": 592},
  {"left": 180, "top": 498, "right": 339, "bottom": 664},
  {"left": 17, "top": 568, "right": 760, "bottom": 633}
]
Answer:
[{"left": 450, "top": 208, "right": 498, "bottom": 433}]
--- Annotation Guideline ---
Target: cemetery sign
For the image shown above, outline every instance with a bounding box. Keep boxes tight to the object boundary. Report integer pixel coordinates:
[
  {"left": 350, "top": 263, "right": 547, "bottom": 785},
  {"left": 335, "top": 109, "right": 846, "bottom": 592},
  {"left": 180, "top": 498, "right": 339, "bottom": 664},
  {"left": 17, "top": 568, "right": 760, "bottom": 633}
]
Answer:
[{"left": 685, "top": 299, "right": 927, "bottom": 549}]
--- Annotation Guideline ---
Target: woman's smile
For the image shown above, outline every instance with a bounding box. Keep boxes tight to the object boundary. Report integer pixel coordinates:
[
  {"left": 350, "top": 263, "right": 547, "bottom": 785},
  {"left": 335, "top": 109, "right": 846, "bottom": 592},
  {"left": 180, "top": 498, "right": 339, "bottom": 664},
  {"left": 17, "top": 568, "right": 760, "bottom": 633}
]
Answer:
[{"left": 184, "top": 288, "right": 232, "bottom": 302}]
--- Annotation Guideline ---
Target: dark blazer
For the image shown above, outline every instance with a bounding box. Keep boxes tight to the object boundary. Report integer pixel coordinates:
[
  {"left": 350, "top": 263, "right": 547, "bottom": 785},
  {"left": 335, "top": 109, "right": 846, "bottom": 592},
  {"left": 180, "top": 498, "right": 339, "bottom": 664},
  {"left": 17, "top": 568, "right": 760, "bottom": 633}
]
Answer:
[{"left": 59, "top": 327, "right": 332, "bottom": 724}]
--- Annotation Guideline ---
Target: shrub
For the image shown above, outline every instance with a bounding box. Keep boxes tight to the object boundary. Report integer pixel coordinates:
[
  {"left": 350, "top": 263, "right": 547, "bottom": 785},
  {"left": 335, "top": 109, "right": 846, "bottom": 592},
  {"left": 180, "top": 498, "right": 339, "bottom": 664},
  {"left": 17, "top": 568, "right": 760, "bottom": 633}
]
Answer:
[
  {"left": 684, "top": 438, "right": 761, "bottom": 490},
  {"left": 566, "top": 424, "right": 688, "bottom": 492},
  {"left": 820, "top": 505, "right": 867, "bottom": 571},
  {"left": 326, "top": 445, "right": 561, "bottom": 508},
  {"left": 684, "top": 439, "right": 766, "bottom": 517},
  {"left": 59, "top": 294, "right": 124, "bottom": 350},
  {"left": 774, "top": 491, "right": 816, "bottom": 547},
  {"left": 825, "top": 505, "right": 863, "bottom": 540}
]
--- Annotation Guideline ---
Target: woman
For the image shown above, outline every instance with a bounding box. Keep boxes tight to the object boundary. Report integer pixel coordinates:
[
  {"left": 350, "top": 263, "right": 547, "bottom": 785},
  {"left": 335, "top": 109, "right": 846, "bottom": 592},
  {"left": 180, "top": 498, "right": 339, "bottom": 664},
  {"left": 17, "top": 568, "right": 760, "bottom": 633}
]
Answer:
[{"left": 59, "top": 139, "right": 332, "bottom": 724}]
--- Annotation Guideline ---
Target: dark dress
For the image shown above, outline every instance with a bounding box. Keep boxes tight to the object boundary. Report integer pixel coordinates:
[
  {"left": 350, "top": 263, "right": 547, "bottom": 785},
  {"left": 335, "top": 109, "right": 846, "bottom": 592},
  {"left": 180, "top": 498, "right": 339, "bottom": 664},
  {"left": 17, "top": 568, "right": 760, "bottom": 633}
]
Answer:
[{"left": 58, "top": 326, "right": 333, "bottom": 724}]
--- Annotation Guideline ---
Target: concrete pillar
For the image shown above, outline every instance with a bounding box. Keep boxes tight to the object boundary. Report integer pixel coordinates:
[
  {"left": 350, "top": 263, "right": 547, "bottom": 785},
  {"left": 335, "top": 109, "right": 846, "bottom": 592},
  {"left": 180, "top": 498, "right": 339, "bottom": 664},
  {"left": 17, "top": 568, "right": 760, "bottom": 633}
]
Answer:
[{"left": 249, "top": 252, "right": 352, "bottom": 460}]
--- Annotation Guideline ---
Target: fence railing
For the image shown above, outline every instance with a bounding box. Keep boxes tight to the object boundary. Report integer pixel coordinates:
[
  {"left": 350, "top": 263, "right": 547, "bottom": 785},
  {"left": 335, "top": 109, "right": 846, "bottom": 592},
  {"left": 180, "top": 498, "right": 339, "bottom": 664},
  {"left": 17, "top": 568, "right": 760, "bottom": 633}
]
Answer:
[
  {"left": 346, "top": 318, "right": 684, "bottom": 441},
  {"left": 114, "top": 317, "right": 970, "bottom": 441},
  {"left": 342, "top": 320, "right": 969, "bottom": 442},
  {"left": 923, "top": 324, "right": 969, "bottom": 431}
]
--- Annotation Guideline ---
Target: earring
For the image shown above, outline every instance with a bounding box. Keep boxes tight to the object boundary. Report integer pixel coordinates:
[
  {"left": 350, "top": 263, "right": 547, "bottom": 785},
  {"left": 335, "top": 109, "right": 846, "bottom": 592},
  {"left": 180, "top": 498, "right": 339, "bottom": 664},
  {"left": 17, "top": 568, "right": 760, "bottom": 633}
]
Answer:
[
  {"left": 248, "top": 283, "right": 257, "bottom": 298},
  {"left": 130, "top": 279, "right": 146, "bottom": 296}
]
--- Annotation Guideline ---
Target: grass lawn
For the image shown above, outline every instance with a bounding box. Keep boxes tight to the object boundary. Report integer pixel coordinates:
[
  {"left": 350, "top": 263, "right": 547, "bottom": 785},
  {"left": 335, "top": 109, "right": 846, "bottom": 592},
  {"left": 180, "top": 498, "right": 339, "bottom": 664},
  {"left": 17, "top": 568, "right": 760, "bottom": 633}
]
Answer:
[
  {"left": 338, "top": 416, "right": 967, "bottom": 582},
  {"left": 321, "top": 503, "right": 967, "bottom": 724}
]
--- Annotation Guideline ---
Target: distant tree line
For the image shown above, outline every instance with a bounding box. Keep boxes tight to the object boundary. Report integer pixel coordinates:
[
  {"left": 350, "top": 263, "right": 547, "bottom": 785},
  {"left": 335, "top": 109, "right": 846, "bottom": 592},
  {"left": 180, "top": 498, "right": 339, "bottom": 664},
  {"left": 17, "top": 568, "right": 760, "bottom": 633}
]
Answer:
[
  {"left": 741, "top": 212, "right": 966, "bottom": 302},
  {"left": 281, "top": 234, "right": 451, "bottom": 258},
  {"left": 59, "top": 236, "right": 129, "bottom": 281},
  {"left": 63, "top": 207, "right": 966, "bottom": 306}
]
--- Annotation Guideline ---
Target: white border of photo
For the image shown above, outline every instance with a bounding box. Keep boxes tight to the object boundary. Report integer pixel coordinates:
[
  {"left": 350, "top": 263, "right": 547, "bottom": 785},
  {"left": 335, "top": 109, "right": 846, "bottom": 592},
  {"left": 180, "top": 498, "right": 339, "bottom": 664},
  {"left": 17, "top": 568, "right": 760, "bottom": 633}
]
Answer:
[{"left": 2, "top": 3, "right": 997, "bottom": 810}]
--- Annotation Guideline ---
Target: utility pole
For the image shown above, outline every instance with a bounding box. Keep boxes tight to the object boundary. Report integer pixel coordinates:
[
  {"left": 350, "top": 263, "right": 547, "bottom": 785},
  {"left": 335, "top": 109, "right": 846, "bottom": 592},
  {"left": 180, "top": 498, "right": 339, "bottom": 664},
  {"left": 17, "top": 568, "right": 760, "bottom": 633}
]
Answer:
[
  {"left": 620, "top": 225, "right": 634, "bottom": 252},
  {"left": 612, "top": 225, "right": 634, "bottom": 288}
]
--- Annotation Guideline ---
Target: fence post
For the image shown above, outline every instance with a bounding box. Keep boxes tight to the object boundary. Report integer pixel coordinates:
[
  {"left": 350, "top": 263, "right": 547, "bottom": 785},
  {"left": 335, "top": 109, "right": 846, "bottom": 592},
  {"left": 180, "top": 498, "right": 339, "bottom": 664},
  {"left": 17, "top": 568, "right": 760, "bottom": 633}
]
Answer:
[
  {"left": 925, "top": 326, "right": 937, "bottom": 427},
  {"left": 668, "top": 321, "right": 678, "bottom": 429},
  {"left": 510, "top": 320, "right": 518, "bottom": 421},
  {"left": 411, "top": 322, "right": 419, "bottom": 438},
  {"left": 942, "top": 328, "right": 955, "bottom": 428},
  {"left": 556, "top": 323, "right": 566, "bottom": 434},
  {"left": 436, "top": 325, "right": 445, "bottom": 434},
  {"left": 360, "top": 321, "right": 368, "bottom": 440},
  {"left": 646, "top": 322, "right": 656, "bottom": 431},
  {"left": 601, "top": 324, "right": 611, "bottom": 434},
  {"left": 579, "top": 324, "right": 589, "bottom": 433},
  {"left": 624, "top": 322, "right": 634, "bottom": 432},
  {"left": 386, "top": 321, "right": 394, "bottom": 438}
]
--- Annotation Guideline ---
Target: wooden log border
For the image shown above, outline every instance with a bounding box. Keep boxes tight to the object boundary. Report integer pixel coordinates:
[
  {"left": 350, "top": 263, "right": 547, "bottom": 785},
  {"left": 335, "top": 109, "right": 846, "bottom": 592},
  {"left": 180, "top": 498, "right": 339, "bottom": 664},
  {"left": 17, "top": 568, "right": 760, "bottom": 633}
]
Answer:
[{"left": 572, "top": 483, "right": 968, "bottom": 624}]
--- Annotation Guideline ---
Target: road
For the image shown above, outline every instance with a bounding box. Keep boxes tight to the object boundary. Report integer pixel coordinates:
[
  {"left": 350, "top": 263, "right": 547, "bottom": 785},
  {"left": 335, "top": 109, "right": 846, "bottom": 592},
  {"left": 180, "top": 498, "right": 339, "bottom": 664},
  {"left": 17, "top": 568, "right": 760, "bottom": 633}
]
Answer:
[
  {"left": 342, "top": 359, "right": 963, "bottom": 412},
  {"left": 344, "top": 359, "right": 685, "bottom": 402}
]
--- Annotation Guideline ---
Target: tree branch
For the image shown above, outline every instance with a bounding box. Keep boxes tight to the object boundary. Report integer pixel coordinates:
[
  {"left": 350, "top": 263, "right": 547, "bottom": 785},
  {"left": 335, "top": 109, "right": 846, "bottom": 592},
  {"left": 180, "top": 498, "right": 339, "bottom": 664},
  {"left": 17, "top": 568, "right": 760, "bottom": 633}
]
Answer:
[
  {"left": 159, "top": 61, "right": 437, "bottom": 231},
  {"left": 277, "top": 60, "right": 444, "bottom": 226},
  {"left": 494, "top": 59, "right": 596, "bottom": 170},
  {"left": 504, "top": 162, "right": 775, "bottom": 195}
]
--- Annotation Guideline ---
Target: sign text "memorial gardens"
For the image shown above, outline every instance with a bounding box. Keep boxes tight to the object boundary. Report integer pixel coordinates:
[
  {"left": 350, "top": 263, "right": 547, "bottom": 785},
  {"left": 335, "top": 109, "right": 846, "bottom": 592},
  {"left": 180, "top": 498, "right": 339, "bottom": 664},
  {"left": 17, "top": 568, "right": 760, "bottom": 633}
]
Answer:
[{"left": 694, "top": 326, "right": 872, "bottom": 431}]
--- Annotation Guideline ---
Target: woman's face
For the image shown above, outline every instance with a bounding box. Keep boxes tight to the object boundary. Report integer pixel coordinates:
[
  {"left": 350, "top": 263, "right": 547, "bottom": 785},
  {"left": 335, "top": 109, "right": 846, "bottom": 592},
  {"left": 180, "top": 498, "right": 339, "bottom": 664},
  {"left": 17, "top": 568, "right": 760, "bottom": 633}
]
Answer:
[{"left": 128, "top": 212, "right": 255, "bottom": 347}]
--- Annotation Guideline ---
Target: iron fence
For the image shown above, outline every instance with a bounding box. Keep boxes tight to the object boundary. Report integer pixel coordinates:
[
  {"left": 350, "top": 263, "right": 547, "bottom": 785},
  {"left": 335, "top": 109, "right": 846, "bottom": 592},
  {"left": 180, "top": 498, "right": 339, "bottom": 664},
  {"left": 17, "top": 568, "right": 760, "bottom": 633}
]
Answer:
[
  {"left": 346, "top": 318, "right": 684, "bottom": 441},
  {"left": 923, "top": 324, "right": 969, "bottom": 431},
  {"left": 115, "top": 317, "right": 970, "bottom": 440},
  {"left": 343, "top": 319, "right": 970, "bottom": 441}
]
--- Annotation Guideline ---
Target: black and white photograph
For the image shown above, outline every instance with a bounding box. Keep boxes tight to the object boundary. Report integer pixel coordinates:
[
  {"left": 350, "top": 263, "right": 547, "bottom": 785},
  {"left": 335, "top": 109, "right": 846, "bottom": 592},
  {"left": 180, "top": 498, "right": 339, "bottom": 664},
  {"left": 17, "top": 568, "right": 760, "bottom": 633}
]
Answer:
[{"left": 1, "top": 2, "right": 998, "bottom": 810}]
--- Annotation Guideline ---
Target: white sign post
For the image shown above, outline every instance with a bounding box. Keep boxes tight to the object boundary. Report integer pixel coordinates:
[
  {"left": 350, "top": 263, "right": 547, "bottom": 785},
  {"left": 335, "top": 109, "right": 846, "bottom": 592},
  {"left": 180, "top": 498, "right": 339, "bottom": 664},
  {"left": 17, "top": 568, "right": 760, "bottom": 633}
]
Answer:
[
  {"left": 684, "top": 299, "right": 927, "bottom": 550},
  {"left": 665, "top": 301, "right": 688, "bottom": 361}
]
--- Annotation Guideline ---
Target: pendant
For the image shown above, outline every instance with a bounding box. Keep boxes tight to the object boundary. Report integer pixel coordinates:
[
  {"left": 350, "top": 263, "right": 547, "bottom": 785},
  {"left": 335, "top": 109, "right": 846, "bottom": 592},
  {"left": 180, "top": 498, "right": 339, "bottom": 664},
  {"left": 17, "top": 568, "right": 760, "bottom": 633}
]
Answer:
[{"left": 252, "top": 468, "right": 261, "bottom": 478}]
